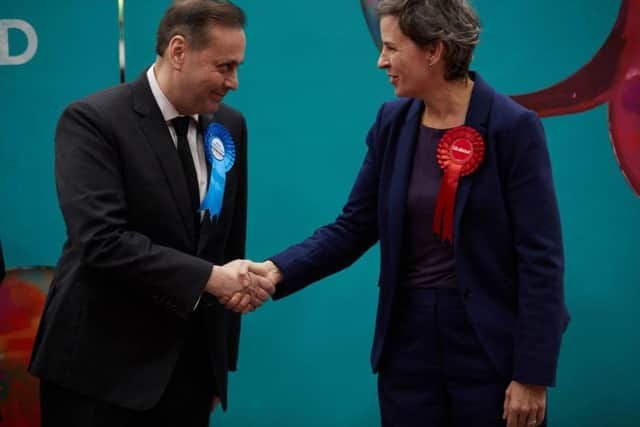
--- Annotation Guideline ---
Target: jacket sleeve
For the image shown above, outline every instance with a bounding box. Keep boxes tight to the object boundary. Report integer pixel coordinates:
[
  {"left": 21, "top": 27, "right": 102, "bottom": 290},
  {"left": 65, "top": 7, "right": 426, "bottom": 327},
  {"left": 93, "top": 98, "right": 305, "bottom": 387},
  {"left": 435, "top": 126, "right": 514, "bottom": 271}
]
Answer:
[
  {"left": 505, "top": 111, "right": 568, "bottom": 386},
  {"left": 55, "top": 101, "right": 212, "bottom": 318},
  {"left": 270, "top": 104, "right": 387, "bottom": 299}
]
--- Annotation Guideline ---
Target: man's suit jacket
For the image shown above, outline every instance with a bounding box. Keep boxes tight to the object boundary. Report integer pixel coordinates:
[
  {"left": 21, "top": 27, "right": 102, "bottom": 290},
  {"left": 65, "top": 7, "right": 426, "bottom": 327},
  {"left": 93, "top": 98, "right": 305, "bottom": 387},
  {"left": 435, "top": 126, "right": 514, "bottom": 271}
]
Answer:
[
  {"left": 271, "top": 72, "right": 569, "bottom": 387},
  {"left": 29, "top": 72, "right": 247, "bottom": 410}
]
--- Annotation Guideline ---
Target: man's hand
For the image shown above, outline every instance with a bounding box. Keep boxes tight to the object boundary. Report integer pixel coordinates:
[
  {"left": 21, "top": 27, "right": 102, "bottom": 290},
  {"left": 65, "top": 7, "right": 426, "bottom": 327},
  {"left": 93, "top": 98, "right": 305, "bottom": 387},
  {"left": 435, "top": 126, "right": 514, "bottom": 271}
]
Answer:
[
  {"left": 221, "top": 271, "right": 275, "bottom": 313},
  {"left": 204, "top": 260, "right": 275, "bottom": 313},
  {"left": 503, "top": 380, "right": 546, "bottom": 427},
  {"left": 217, "top": 260, "right": 283, "bottom": 313}
]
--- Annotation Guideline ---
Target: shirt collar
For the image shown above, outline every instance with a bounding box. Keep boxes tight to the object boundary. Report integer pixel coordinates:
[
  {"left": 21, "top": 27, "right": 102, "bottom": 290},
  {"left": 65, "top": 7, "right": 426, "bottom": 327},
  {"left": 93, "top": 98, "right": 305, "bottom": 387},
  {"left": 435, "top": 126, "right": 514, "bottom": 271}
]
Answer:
[{"left": 146, "top": 65, "right": 199, "bottom": 125}]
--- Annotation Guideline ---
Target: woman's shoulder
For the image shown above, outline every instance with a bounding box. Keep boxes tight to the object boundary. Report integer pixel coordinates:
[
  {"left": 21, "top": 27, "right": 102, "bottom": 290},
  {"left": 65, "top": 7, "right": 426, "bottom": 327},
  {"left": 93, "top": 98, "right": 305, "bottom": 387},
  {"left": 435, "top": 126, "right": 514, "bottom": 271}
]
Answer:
[
  {"left": 373, "top": 97, "right": 421, "bottom": 128},
  {"left": 491, "top": 91, "right": 537, "bottom": 125},
  {"left": 378, "top": 97, "right": 417, "bottom": 115},
  {"left": 472, "top": 72, "right": 538, "bottom": 128}
]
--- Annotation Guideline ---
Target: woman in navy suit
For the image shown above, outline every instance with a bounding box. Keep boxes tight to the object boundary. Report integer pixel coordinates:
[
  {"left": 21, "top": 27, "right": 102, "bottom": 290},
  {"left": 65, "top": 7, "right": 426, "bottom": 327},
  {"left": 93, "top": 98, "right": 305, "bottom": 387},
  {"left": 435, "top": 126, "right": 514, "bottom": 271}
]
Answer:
[{"left": 250, "top": 0, "right": 569, "bottom": 425}]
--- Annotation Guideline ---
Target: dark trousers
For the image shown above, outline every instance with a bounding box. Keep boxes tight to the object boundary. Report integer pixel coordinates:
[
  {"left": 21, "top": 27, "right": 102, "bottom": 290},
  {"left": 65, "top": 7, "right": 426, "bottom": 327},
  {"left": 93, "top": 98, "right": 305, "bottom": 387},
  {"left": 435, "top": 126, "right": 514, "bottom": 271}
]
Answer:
[
  {"left": 40, "top": 314, "right": 216, "bottom": 427},
  {"left": 378, "top": 287, "right": 540, "bottom": 427}
]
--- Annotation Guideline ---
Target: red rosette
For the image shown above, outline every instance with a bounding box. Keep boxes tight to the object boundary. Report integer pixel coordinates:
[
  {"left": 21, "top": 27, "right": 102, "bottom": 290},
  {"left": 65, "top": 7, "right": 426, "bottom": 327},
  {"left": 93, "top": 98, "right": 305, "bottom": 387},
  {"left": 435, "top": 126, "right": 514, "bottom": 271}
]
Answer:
[{"left": 433, "top": 126, "right": 485, "bottom": 242}]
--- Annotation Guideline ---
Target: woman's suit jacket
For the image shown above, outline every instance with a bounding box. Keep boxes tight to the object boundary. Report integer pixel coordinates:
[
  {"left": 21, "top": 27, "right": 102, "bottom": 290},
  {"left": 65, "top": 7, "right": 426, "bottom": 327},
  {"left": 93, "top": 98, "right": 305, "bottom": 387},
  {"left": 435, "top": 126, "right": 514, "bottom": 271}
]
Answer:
[{"left": 271, "top": 72, "right": 569, "bottom": 387}]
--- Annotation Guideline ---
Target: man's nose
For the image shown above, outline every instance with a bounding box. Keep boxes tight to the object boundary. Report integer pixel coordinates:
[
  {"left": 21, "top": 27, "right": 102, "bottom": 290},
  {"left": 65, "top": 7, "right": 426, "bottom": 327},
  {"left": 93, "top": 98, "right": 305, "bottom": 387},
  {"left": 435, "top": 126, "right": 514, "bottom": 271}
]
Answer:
[{"left": 225, "top": 70, "right": 239, "bottom": 90}]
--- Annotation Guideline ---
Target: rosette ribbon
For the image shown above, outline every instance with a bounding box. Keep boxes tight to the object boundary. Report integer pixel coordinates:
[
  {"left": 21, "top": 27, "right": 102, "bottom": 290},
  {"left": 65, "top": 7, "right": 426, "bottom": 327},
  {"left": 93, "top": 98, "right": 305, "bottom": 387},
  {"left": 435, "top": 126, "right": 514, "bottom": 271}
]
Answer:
[
  {"left": 433, "top": 126, "right": 485, "bottom": 242},
  {"left": 201, "top": 123, "right": 236, "bottom": 220}
]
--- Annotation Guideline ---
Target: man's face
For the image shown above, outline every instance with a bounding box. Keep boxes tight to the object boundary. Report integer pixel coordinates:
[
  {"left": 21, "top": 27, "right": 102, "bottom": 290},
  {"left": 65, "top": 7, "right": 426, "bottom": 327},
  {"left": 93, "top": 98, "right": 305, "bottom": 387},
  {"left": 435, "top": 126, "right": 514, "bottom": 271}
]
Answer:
[{"left": 177, "top": 25, "right": 246, "bottom": 114}]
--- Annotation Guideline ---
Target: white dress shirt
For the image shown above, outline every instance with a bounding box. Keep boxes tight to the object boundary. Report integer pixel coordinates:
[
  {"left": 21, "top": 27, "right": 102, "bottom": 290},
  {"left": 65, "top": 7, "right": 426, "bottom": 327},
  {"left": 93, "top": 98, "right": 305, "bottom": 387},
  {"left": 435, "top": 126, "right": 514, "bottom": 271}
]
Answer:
[{"left": 146, "top": 65, "right": 209, "bottom": 206}]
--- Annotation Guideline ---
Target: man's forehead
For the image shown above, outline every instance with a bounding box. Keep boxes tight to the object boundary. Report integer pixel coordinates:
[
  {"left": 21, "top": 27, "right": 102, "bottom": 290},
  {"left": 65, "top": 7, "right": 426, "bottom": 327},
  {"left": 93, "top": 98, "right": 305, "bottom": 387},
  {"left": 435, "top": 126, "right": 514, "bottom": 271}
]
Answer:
[
  {"left": 191, "top": 26, "right": 245, "bottom": 59},
  {"left": 205, "top": 25, "right": 245, "bottom": 43}
]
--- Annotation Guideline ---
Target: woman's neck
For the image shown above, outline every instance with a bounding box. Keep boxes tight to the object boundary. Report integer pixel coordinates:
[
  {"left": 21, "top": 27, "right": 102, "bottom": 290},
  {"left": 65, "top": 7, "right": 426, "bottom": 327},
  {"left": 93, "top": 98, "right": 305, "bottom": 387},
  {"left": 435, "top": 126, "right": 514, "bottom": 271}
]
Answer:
[{"left": 420, "top": 76, "right": 474, "bottom": 129}]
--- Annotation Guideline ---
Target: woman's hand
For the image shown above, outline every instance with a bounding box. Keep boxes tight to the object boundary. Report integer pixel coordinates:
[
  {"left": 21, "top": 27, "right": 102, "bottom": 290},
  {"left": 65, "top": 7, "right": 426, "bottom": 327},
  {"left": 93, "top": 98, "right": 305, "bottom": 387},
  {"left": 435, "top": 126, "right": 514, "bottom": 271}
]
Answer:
[{"left": 503, "top": 380, "right": 546, "bottom": 427}]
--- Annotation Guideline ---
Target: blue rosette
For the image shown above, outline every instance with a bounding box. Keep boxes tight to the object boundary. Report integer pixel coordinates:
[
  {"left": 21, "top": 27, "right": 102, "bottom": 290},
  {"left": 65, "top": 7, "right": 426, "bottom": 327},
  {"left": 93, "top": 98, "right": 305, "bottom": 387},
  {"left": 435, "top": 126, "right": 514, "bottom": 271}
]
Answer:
[{"left": 201, "top": 123, "right": 236, "bottom": 220}]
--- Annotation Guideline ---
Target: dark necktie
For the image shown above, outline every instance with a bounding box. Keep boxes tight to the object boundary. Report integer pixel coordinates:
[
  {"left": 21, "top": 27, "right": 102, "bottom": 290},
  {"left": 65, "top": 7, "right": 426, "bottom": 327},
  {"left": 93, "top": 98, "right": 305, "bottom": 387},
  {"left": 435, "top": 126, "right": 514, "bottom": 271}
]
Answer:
[{"left": 171, "top": 117, "right": 200, "bottom": 226}]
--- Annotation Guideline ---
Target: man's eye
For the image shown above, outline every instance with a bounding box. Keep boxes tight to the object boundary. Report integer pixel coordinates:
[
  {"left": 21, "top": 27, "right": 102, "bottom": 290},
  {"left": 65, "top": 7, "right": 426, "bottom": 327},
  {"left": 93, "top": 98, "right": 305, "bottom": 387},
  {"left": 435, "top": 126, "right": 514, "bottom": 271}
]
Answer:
[{"left": 218, "top": 64, "right": 231, "bottom": 72}]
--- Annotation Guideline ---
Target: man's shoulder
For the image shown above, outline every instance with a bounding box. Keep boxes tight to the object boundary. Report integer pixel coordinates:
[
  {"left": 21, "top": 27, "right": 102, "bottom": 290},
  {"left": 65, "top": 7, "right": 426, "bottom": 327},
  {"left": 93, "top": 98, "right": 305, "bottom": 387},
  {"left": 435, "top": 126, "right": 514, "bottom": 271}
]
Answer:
[
  {"left": 58, "top": 82, "right": 135, "bottom": 127},
  {"left": 55, "top": 82, "right": 135, "bottom": 136},
  {"left": 72, "top": 82, "right": 133, "bottom": 113}
]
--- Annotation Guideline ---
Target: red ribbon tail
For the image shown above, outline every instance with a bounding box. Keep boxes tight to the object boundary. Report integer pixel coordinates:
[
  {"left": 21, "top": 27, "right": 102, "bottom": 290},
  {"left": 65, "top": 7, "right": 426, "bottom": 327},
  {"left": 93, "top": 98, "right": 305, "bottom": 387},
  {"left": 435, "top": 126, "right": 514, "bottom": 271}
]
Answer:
[
  {"left": 433, "top": 180, "right": 447, "bottom": 238},
  {"left": 433, "top": 164, "right": 462, "bottom": 243}
]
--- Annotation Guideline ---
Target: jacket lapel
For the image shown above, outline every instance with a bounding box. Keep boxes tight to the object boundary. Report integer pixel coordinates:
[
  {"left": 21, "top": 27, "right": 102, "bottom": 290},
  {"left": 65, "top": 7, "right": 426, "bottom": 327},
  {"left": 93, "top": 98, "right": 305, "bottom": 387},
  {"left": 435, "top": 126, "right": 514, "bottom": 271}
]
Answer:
[
  {"left": 453, "top": 72, "right": 494, "bottom": 242},
  {"left": 198, "top": 113, "right": 215, "bottom": 177},
  {"left": 131, "top": 73, "right": 197, "bottom": 241},
  {"left": 197, "top": 113, "right": 215, "bottom": 254},
  {"left": 386, "top": 99, "right": 423, "bottom": 274}
]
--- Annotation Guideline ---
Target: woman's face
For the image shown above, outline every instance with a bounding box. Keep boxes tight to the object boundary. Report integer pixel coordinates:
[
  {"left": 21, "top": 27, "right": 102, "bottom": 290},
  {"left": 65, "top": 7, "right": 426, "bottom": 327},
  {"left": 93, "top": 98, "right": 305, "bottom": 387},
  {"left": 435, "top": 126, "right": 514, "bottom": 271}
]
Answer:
[{"left": 377, "top": 15, "right": 433, "bottom": 98}]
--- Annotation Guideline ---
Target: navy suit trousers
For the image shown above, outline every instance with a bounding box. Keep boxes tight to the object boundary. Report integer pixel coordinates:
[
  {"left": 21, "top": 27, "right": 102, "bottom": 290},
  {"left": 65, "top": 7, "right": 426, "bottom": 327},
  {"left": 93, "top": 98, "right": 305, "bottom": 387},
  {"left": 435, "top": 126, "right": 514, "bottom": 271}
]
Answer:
[{"left": 378, "top": 287, "right": 546, "bottom": 427}]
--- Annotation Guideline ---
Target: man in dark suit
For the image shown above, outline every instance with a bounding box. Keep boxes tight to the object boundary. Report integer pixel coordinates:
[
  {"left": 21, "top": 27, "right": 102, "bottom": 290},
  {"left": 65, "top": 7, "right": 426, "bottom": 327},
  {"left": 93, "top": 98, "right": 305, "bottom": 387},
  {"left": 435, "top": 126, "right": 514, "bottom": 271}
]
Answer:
[{"left": 28, "top": 1, "right": 273, "bottom": 426}]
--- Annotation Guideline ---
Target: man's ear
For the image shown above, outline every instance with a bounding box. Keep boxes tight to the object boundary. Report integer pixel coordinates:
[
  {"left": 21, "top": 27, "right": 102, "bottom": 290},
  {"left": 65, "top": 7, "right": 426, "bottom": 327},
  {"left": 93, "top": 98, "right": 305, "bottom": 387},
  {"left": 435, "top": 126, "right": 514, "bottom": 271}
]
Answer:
[{"left": 167, "top": 34, "right": 187, "bottom": 70}]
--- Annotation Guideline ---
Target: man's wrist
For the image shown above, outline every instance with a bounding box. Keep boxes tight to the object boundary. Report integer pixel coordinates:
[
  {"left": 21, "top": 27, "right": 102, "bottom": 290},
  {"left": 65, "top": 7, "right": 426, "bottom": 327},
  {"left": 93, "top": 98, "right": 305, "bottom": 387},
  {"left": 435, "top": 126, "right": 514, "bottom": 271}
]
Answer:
[{"left": 205, "top": 265, "right": 220, "bottom": 295}]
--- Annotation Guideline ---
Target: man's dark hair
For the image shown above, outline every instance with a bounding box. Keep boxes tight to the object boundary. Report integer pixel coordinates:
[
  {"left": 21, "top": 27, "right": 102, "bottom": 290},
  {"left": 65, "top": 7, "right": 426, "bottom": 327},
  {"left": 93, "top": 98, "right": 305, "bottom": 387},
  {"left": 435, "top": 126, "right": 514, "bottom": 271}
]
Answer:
[{"left": 156, "top": 0, "right": 245, "bottom": 55}]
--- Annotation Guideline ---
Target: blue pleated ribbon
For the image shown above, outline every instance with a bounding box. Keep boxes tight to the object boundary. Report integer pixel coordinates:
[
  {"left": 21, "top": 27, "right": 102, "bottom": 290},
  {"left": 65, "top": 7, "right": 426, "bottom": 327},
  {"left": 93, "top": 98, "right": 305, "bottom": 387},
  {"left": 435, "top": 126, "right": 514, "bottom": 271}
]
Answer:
[{"left": 201, "top": 123, "right": 236, "bottom": 220}]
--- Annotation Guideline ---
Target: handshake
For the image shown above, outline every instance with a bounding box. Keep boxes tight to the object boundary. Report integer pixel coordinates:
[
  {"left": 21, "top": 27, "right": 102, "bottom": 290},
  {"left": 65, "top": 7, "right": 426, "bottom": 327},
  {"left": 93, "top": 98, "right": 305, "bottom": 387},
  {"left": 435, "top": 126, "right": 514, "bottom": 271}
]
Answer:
[{"left": 204, "top": 260, "right": 282, "bottom": 313}]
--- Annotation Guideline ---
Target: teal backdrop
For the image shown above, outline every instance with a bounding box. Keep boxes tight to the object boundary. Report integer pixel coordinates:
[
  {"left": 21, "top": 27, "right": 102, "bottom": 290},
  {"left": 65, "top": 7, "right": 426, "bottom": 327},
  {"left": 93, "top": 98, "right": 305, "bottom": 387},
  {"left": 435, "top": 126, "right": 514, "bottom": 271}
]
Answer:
[{"left": 1, "top": 1, "right": 639, "bottom": 426}]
